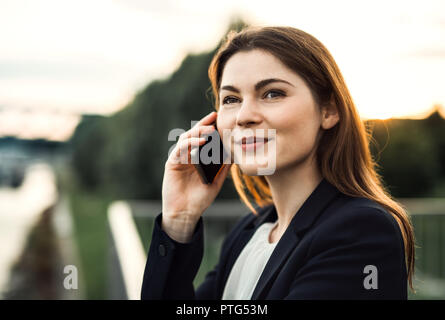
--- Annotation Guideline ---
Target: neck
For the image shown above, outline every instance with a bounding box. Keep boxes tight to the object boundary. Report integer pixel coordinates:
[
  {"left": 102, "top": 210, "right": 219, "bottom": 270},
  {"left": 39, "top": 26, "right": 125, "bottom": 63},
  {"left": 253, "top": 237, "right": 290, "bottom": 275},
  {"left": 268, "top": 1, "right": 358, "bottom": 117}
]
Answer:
[{"left": 265, "top": 154, "right": 322, "bottom": 239}]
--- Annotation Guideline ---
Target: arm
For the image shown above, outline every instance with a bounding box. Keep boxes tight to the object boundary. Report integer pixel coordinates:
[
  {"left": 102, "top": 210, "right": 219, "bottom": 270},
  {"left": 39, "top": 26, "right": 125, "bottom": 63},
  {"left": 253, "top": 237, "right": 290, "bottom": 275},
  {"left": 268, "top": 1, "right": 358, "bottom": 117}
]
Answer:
[
  {"left": 141, "top": 212, "right": 207, "bottom": 299},
  {"left": 141, "top": 210, "right": 256, "bottom": 300},
  {"left": 284, "top": 206, "right": 408, "bottom": 300}
]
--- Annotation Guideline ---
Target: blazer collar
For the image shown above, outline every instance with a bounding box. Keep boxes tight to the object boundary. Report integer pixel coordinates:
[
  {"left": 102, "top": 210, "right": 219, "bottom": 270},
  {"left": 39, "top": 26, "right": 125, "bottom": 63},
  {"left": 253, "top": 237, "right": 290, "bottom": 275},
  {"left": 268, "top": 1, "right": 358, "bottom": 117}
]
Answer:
[
  {"left": 252, "top": 177, "right": 341, "bottom": 237},
  {"left": 218, "top": 177, "right": 341, "bottom": 300}
]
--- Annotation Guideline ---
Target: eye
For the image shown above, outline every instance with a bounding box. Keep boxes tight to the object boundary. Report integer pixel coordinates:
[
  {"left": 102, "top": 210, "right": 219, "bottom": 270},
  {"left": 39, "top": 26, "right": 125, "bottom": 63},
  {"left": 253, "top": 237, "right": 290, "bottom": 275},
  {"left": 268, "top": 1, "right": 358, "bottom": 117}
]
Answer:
[
  {"left": 221, "top": 89, "right": 285, "bottom": 105},
  {"left": 222, "top": 96, "right": 240, "bottom": 105},
  {"left": 263, "top": 89, "right": 285, "bottom": 99}
]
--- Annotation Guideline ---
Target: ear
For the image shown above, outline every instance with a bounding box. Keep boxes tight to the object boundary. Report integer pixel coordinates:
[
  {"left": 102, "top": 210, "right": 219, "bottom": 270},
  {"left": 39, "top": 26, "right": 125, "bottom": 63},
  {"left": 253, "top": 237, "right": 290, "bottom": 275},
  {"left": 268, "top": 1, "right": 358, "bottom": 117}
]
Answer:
[{"left": 320, "top": 97, "right": 339, "bottom": 130}]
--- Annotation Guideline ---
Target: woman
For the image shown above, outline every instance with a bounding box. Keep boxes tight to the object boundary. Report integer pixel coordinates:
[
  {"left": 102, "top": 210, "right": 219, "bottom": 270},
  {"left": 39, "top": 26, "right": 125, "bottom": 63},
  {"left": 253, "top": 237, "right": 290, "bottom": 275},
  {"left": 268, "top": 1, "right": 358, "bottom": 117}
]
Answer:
[{"left": 141, "top": 26, "right": 415, "bottom": 300}]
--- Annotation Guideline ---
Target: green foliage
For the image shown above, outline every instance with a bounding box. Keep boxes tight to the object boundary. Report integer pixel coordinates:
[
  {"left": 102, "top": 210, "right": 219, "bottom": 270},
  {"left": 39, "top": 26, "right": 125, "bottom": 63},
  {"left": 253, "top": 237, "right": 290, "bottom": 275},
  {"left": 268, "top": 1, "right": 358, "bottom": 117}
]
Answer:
[
  {"left": 67, "top": 185, "right": 111, "bottom": 299},
  {"left": 69, "top": 115, "right": 108, "bottom": 189},
  {"left": 367, "top": 108, "right": 445, "bottom": 197},
  {"left": 368, "top": 112, "right": 444, "bottom": 197}
]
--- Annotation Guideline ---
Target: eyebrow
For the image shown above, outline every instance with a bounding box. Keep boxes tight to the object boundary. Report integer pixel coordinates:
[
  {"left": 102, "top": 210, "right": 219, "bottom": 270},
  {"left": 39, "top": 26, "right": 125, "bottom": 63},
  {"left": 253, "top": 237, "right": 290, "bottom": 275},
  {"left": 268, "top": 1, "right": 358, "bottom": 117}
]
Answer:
[{"left": 219, "top": 78, "right": 294, "bottom": 95}]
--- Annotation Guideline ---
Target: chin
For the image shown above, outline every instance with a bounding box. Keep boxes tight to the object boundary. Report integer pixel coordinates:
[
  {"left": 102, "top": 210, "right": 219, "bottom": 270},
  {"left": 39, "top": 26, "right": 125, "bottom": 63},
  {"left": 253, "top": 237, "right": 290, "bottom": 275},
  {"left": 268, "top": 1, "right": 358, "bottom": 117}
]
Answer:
[{"left": 236, "top": 156, "right": 277, "bottom": 176}]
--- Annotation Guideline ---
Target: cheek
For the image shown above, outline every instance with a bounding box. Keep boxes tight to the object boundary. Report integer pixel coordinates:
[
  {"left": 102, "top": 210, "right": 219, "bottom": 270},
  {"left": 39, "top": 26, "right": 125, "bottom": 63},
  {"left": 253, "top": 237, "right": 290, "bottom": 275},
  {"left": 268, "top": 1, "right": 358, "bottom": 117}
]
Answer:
[
  {"left": 276, "top": 110, "right": 321, "bottom": 156},
  {"left": 216, "top": 114, "right": 228, "bottom": 135},
  {"left": 216, "top": 111, "right": 235, "bottom": 129}
]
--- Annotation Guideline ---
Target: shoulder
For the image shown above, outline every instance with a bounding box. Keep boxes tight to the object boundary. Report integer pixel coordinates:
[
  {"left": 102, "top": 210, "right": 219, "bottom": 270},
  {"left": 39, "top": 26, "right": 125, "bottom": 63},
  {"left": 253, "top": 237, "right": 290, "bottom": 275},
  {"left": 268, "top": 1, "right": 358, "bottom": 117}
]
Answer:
[
  {"left": 324, "top": 196, "right": 401, "bottom": 232},
  {"left": 289, "top": 196, "right": 408, "bottom": 299},
  {"left": 311, "top": 196, "right": 405, "bottom": 252}
]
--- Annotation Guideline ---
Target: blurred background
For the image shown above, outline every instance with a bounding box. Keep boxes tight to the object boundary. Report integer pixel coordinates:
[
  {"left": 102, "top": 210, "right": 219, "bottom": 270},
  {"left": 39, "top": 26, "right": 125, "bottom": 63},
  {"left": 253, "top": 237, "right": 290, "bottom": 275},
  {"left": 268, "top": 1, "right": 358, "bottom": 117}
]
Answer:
[{"left": 0, "top": 0, "right": 444, "bottom": 300}]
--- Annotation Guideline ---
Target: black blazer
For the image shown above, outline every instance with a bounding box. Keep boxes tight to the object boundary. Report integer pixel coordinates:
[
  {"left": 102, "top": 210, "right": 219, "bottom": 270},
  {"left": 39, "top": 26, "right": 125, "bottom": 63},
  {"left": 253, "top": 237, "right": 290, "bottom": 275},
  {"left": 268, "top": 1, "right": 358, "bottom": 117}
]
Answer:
[{"left": 141, "top": 178, "right": 407, "bottom": 300}]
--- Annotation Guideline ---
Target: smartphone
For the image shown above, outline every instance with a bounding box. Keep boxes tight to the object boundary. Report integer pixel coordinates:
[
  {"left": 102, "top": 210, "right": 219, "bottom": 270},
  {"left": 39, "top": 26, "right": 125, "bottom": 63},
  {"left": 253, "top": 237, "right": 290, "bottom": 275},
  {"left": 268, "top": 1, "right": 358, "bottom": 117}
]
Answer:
[{"left": 190, "top": 121, "right": 230, "bottom": 184}]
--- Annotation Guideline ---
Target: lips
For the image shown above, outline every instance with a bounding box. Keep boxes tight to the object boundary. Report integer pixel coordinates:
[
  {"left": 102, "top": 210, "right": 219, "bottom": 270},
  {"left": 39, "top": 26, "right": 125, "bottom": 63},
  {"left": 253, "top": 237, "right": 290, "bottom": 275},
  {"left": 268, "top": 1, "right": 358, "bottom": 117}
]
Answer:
[{"left": 236, "top": 136, "right": 269, "bottom": 145}]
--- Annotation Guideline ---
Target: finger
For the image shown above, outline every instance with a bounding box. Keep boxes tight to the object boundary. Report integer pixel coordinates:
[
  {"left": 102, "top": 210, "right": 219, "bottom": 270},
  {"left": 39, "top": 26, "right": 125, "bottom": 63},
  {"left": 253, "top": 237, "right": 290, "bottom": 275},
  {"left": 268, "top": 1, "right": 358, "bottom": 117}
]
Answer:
[
  {"left": 195, "top": 111, "right": 217, "bottom": 127},
  {"left": 184, "top": 110, "right": 217, "bottom": 138},
  {"left": 173, "top": 137, "right": 207, "bottom": 164},
  {"left": 179, "top": 124, "right": 215, "bottom": 143}
]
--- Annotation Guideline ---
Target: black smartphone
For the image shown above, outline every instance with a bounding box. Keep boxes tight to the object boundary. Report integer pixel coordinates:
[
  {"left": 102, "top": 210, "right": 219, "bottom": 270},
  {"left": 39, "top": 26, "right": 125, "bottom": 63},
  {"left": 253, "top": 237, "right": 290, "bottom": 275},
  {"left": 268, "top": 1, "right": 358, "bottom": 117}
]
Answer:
[{"left": 190, "top": 121, "right": 230, "bottom": 184}]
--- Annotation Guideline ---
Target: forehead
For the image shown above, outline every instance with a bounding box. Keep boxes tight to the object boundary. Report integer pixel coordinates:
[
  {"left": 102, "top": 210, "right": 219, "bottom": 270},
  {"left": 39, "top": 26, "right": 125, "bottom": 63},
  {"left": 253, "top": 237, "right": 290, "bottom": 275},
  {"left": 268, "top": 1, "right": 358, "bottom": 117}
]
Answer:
[{"left": 220, "top": 49, "right": 299, "bottom": 86}]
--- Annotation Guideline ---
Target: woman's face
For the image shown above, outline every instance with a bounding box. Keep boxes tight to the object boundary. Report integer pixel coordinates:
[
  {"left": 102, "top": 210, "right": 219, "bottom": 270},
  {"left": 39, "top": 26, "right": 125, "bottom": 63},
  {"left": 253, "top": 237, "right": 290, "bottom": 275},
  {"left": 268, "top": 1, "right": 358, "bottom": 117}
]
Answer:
[{"left": 216, "top": 49, "right": 336, "bottom": 176}]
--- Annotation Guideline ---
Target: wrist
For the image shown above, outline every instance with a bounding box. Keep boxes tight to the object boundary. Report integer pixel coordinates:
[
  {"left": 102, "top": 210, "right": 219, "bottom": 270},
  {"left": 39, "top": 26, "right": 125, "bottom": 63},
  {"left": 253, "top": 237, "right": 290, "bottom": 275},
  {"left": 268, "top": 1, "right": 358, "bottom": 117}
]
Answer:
[{"left": 161, "top": 213, "right": 200, "bottom": 243}]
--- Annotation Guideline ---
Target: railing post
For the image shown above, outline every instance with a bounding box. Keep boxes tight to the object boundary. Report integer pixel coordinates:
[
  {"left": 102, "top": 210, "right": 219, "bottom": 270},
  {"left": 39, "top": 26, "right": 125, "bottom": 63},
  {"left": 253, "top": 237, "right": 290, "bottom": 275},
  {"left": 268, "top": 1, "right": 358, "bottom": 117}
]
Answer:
[{"left": 107, "top": 201, "right": 147, "bottom": 300}]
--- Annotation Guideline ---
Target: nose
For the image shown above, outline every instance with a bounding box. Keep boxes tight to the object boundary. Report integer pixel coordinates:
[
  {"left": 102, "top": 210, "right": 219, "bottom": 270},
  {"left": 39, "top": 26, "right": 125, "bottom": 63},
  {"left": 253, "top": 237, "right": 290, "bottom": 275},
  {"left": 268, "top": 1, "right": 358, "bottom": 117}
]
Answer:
[{"left": 235, "top": 97, "right": 263, "bottom": 128}]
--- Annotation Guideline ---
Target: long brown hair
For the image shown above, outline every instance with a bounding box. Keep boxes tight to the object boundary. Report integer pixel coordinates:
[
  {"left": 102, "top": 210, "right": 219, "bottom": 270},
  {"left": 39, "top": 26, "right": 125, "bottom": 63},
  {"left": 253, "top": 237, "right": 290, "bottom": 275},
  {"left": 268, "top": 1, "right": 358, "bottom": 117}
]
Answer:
[{"left": 207, "top": 25, "right": 416, "bottom": 292}]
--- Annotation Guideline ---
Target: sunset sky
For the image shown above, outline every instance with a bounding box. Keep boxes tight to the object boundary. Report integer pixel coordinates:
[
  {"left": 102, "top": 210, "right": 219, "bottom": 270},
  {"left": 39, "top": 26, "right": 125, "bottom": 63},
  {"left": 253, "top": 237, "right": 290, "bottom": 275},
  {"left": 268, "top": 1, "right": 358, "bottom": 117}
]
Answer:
[{"left": 1, "top": 0, "right": 444, "bottom": 141}]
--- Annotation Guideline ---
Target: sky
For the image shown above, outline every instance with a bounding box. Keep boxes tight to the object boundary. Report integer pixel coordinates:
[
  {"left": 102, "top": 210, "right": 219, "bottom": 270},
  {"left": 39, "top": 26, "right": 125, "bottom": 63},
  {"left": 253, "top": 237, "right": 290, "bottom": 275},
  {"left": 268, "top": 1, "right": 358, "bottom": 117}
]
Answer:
[{"left": 0, "top": 0, "right": 444, "bottom": 141}]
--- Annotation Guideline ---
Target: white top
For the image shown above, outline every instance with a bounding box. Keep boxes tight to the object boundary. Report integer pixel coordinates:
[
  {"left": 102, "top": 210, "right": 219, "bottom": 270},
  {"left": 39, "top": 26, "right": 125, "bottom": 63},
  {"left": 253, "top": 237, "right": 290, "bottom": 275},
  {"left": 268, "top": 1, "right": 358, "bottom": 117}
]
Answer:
[{"left": 222, "top": 221, "right": 279, "bottom": 300}]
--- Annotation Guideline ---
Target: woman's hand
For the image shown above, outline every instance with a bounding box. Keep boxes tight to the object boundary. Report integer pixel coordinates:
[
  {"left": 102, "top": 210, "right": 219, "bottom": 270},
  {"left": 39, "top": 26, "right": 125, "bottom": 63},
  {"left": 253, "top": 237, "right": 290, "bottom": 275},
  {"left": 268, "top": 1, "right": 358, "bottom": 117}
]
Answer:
[{"left": 161, "top": 111, "right": 232, "bottom": 242}]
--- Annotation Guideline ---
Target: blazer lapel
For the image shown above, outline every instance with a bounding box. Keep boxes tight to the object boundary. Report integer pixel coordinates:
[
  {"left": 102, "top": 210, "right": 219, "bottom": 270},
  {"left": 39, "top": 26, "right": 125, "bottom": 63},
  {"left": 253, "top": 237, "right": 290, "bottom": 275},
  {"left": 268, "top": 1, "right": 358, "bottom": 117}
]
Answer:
[{"left": 250, "top": 178, "right": 341, "bottom": 300}]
